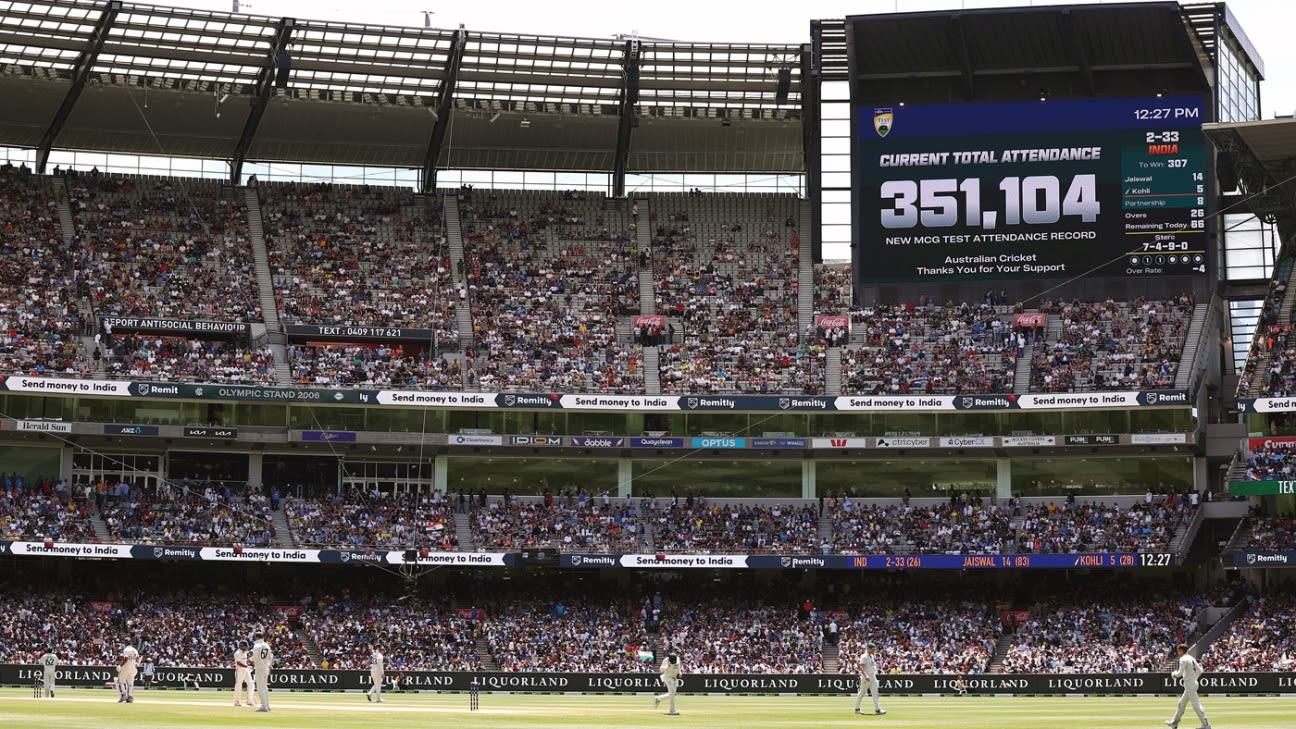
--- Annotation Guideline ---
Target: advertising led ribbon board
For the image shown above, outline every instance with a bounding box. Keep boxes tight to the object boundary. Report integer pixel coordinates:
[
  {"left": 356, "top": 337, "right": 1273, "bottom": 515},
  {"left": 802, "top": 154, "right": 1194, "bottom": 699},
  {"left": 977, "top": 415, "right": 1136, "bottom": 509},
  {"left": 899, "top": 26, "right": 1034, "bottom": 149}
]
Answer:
[{"left": 854, "top": 96, "right": 1207, "bottom": 282}]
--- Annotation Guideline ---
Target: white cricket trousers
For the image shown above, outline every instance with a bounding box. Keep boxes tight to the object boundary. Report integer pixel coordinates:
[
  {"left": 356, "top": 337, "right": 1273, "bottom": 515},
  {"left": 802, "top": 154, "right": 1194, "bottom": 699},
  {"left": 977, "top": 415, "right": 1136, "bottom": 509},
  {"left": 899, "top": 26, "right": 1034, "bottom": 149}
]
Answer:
[
  {"left": 855, "top": 676, "right": 881, "bottom": 712},
  {"left": 1171, "top": 686, "right": 1209, "bottom": 727},
  {"left": 255, "top": 669, "right": 270, "bottom": 709},
  {"left": 43, "top": 668, "right": 56, "bottom": 696},
  {"left": 655, "top": 675, "right": 679, "bottom": 713},
  {"left": 118, "top": 668, "right": 137, "bottom": 699},
  {"left": 367, "top": 671, "right": 384, "bottom": 701},
  {"left": 234, "top": 668, "right": 255, "bottom": 704}
]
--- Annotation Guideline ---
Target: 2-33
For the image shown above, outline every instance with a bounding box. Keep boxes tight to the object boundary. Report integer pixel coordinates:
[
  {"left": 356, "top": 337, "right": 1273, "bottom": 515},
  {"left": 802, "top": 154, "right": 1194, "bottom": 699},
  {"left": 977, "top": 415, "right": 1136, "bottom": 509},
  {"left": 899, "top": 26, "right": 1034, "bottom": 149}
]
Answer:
[{"left": 881, "top": 174, "right": 1100, "bottom": 230}]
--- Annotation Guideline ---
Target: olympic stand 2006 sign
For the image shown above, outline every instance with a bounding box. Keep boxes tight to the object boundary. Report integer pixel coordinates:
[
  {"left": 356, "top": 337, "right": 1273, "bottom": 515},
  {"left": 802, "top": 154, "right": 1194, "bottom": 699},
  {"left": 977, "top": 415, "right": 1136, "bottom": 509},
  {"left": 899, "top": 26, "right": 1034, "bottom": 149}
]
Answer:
[{"left": 853, "top": 96, "right": 1207, "bottom": 283}]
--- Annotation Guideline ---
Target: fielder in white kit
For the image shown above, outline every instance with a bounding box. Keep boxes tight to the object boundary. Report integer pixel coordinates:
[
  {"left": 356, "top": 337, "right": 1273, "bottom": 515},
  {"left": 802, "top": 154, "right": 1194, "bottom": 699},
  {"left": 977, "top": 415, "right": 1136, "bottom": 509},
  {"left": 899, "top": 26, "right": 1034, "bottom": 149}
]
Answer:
[{"left": 1166, "top": 643, "right": 1211, "bottom": 729}]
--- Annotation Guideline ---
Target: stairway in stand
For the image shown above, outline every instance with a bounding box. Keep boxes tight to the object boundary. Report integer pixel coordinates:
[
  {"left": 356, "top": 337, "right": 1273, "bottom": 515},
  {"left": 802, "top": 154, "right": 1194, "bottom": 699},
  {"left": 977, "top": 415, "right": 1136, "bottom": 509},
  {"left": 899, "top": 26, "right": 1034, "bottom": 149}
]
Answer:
[
  {"left": 241, "top": 187, "right": 291, "bottom": 384},
  {"left": 451, "top": 510, "right": 475, "bottom": 551},
  {"left": 985, "top": 633, "right": 1015, "bottom": 673},
  {"left": 297, "top": 629, "right": 325, "bottom": 668},
  {"left": 443, "top": 193, "right": 476, "bottom": 357},
  {"left": 797, "top": 199, "right": 814, "bottom": 337},
  {"left": 474, "top": 635, "right": 499, "bottom": 671},
  {"left": 90, "top": 513, "right": 112, "bottom": 543},
  {"left": 822, "top": 641, "right": 840, "bottom": 673},
  {"left": 270, "top": 507, "right": 295, "bottom": 547}
]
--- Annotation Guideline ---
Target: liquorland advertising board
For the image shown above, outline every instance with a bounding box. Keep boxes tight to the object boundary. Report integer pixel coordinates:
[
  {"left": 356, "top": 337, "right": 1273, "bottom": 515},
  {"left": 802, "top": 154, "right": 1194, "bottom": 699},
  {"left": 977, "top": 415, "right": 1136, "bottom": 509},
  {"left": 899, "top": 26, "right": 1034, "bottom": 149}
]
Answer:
[
  {"left": 1, "top": 666, "right": 1291, "bottom": 695},
  {"left": 854, "top": 96, "right": 1208, "bottom": 283}
]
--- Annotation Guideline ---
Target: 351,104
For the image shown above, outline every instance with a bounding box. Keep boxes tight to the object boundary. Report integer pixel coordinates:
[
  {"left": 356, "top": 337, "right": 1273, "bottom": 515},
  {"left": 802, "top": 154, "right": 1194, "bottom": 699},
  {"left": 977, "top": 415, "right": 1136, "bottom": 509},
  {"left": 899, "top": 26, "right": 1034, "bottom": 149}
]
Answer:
[{"left": 880, "top": 174, "right": 1100, "bottom": 231}]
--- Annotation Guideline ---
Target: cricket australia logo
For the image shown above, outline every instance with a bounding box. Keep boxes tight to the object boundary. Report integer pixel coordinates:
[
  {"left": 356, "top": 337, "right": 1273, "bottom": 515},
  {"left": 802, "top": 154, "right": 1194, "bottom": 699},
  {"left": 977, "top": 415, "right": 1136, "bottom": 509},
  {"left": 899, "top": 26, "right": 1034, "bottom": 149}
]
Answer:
[
  {"left": 873, "top": 108, "right": 894, "bottom": 138},
  {"left": 504, "top": 395, "right": 516, "bottom": 406}
]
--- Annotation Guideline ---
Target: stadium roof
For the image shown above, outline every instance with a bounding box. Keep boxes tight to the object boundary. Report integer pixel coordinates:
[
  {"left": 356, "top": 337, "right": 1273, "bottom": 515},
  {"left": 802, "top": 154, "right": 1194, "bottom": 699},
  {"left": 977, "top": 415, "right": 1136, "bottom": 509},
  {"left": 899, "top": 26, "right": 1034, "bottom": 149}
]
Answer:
[
  {"left": 0, "top": 0, "right": 805, "bottom": 175},
  {"left": 1204, "top": 118, "right": 1296, "bottom": 252}
]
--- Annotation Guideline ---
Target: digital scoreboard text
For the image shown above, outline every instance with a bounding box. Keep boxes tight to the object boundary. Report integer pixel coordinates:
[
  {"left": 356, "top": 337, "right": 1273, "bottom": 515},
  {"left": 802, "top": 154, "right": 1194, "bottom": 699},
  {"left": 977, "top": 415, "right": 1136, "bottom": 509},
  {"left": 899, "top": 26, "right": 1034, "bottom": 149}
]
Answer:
[{"left": 853, "top": 96, "right": 1208, "bottom": 283}]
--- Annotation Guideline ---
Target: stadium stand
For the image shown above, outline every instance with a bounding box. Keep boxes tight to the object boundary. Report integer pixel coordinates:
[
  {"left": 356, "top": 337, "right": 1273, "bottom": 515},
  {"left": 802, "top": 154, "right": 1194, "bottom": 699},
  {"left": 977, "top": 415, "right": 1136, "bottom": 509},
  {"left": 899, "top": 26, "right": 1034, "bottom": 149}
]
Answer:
[
  {"left": 999, "top": 590, "right": 1199, "bottom": 673},
  {"left": 0, "top": 171, "right": 87, "bottom": 377},
  {"left": 485, "top": 597, "right": 650, "bottom": 673},
  {"left": 839, "top": 302, "right": 1018, "bottom": 395},
  {"left": 71, "top": 175, "right": 257, "bottom": 322},
  {"left": 838, "top": 595, "right": 998, "bottom": 674},
  {"left": 460, "top": 188, "right": 642, "bottom": 393},
  {"left": 651, "top": 193, "right": 813, "bottom": 394},
  {"left": 101, "top": 488, "right": 276, "bottom": 546},
  {"left": 0, "top": 490, "right": 96, "bottom": 542},
  {"left": 652, "top": 500, "right": 820, "bottom": 555},
  {"left": 284, "top": 494, "right": 458, "bottom": 550},
  {"left": 1241, "top": 439, "right": 1296, "bottom": 481},
  {"left": 467, "top": 494, "right": 642, "bottom": 552},
  {"left": 1028, "top": 296, "right": 1194, "bottom": 392},
  {"left": 1240, "top": 515, "right": 1296, "bottom": 551},
  {"left": 304, "top": 594, "right": 481, "bottom": 671},
  {"left": 1204, "top": 591, "right": 1296, "bottom": 672}
]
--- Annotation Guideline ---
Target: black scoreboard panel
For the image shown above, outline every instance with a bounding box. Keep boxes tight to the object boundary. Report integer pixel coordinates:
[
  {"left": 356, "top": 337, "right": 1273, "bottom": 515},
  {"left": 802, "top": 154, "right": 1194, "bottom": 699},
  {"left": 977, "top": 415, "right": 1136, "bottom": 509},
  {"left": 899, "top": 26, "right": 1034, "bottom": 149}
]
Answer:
[{"left": 853, "top": 96, "right": 1208, "bottom": 284}]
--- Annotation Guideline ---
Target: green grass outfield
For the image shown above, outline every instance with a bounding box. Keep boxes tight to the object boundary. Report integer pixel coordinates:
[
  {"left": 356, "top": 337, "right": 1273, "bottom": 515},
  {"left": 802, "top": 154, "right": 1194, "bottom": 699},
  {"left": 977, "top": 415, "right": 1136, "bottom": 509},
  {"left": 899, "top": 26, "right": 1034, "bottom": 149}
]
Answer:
[{"left": 3, "top": 688, "right": 1292, "bottom": 729}]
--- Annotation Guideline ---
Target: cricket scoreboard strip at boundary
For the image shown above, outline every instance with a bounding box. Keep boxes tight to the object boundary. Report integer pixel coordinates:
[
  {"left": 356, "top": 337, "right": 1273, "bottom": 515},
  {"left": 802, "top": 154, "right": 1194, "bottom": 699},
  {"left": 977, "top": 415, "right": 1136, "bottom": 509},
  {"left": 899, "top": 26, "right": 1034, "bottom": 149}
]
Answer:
[
  {"left": 854, "top": 96, "right": 1208, "bottom": 283},
  {"left": 0, "top": 542, "right": 1177, "bottom": 569},
  {"left": 1, "top": 665, "right": 1292, "bottom": 695}
]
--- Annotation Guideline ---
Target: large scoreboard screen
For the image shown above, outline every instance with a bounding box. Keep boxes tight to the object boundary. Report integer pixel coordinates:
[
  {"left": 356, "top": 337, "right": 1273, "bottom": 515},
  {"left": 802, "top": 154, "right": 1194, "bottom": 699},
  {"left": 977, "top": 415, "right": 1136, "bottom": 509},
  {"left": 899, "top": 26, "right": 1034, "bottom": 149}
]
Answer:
[{"left": 853, "top": 95, "right": 1208, "bottom": 283}]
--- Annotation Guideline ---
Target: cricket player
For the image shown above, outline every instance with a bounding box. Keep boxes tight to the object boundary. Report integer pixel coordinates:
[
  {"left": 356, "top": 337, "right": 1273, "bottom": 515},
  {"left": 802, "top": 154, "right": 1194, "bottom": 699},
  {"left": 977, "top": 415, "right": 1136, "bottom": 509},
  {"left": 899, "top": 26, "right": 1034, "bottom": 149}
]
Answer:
[
  {"left": 854, "top": 642, "right": 886, "bottom": 715},
  {"left": 365, "top": 646, "right": 385, "bottom": 703},
  {"left": 38, "top": 649, "right": 57, "bottom": 698},
  {"left": 652, "top": 654, "right": 681, "bottom": 716},
  {"left": 117, "top": 645, "right": 140, "bottom": 703},
  {"left": 251, "top": 633, "right": 273, "bottom": 712},
  {"left": 1166, "top": 643, "right": 1210, "bottom": 729},
  {"left": 233, "top": 641, "right": 257, "bottom": 707}
]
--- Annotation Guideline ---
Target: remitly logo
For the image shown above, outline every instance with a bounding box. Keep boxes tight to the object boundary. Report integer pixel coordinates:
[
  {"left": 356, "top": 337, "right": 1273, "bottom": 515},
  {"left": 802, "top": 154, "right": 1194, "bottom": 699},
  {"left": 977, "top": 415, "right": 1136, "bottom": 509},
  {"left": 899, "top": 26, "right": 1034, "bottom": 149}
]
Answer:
[{"left": 570, "top": 555, "right": 617, "bottom": 567}]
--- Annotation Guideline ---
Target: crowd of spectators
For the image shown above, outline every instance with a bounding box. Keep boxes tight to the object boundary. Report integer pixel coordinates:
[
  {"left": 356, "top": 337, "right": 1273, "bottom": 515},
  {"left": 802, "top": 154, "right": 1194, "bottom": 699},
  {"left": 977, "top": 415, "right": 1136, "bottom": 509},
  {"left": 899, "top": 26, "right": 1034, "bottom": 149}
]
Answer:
[
  {"left": 1204, "top": 591, "right": 1296, "bottom": 671},
  {"left": 1000, "top": 590, "right": 1197, "bottom": 673},
  {"left": 0, "top": 169, "right": 87, "bottom": 377},
  {"left": 1015, "top": 498, "right": 1191, "bottom": 554},
  {"left": 652, "top": 195, "right": 810, "bottom": 394},
  {"left": 839, "top": 301, "right": 1018, "bottom": 395},
  {"left": 668, "top": 601, "right": 823, "bottom": 674},
  {"left": 0, "top": 588, "right": 310, "bottom": 669},
  {"left": 102, "top": 487, "right": 276, "bottom": 546},
  {"left": 100, "top": 334, "right": 275, "bottom": 384},
  {"left": 264, "top": 182, "right": 458, "bottom": 342},
  {"left": 461, "top": 189, "right": 641, "bottom": 393},
  {"left": 830, "top": 500, "right": 1012, "bottom": 555},
  {"left": 653, "top": 500, "right": 819, "bottom": 554},
  {"left": 468, "top": 494, "right": 641, "bottom": 552},
  {"left": 304, "top": 593, "right": 480, "bottom": 671},
  {"left": 839, "top": 597, "right": 997, "bottom": 674},
  {"left": 284, "top": 493, "right": 458, "bottom": 550},
  {"left": 0, "top": 490, "right": 96, "bottom": 542},
  {"left": 1237, "top": 276, "right": 1288, "bottom": 398},
  {"left": 288, "top": 343, "right": 462, "bottom": 389},
  {"left": 486, "top": 598, "right": 650, "bottom": 672},
  {"left": 1241, "top": 439, "right": 1296, "bottom": 481},
  {"left": 1029, "top": 296, "right": 1194, "bottom": 392},
  {"left": 1242, "top": 516, "right": 1296, "bottom": 551},
  {"left": 70, "top": 175, "right": 258, "bottom": 322}
]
